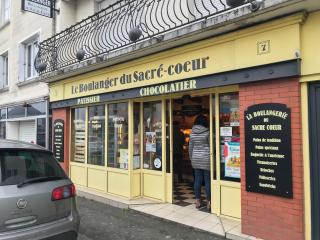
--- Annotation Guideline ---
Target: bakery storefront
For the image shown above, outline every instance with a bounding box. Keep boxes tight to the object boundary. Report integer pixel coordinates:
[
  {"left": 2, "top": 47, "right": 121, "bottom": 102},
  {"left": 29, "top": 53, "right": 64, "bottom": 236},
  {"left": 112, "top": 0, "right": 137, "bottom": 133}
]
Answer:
[{"left": 49, "top": 14, "right": 306, "bottom": 240}]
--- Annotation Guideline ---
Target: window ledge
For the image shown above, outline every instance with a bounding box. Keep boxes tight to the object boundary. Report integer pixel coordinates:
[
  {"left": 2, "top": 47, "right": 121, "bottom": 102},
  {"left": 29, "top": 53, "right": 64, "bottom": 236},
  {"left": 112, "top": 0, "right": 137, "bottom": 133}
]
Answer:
[
  {"left": 0, "top": 20, "right": 10, "bottom": 30},
  {"left": 17, "top": 77, "right": 42, "bottom": 87},
  {"left": 0, "top": 86, "right": 9, "bottom": 93}
]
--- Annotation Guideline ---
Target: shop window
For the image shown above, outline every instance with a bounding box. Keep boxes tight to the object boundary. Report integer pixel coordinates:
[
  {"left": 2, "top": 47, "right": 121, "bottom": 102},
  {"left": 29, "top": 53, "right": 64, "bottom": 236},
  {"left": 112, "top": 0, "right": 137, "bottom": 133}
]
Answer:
[
  {"left": 219, "top": 93, "right": 240, "bottom": 182},
  {"left": 27, "top": 102, "right": 46, "bottom": 116},
  {"left": 36, "top": 118, "right": 46, "bottom": 148},
  {"left": 143, "top": 101, "right": 162, "bottom": 171},
  {"left": 107, "top": 103, "right": 128, "bottom": 169},
  {"left": 166, "top": 100, "right": 171, "bottom": 173},
  {"left": 133, "top": 103, "right": 141, "bottom": 169},
  {"left": 0, "top": 108, "right": 6, "bottom": 119},
  {"left": 0, "top": 121, "right": 5, "bottom": 139},
  {"left": 87, "top": 105, "right": 105, "bottom": 166},
  {"left": 7, "top": 106, "right": 25, "bottom": 119},
  {"left": 71, "top": 108, "right": 86, "bottom": 163},
  {"left": 212, "top": 95, "right": 217, "bottom": 180}
]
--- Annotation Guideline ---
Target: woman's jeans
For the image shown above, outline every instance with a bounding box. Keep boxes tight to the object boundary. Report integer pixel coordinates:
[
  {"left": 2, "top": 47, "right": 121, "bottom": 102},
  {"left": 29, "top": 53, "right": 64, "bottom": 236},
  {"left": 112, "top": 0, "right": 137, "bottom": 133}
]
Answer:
[{"left": 194, "top": 169, "right": 211, "bottom": 201}]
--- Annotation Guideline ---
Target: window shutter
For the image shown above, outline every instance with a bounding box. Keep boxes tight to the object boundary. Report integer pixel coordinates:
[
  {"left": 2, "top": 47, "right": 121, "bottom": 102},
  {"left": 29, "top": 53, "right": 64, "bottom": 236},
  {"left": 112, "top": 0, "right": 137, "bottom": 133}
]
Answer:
[
  {"left": 0, "top": 56, "right": 4, "bottom": 88},
  {"left": 18, "top": 44, "right": 25, "bottom": 82}
]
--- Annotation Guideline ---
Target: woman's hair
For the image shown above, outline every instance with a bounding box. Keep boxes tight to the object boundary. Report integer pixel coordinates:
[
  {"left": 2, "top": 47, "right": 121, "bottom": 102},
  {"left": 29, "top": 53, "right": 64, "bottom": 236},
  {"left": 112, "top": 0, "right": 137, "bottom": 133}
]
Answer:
[{"left": 194, "top": 114, "right": 208, "bottom": 128}]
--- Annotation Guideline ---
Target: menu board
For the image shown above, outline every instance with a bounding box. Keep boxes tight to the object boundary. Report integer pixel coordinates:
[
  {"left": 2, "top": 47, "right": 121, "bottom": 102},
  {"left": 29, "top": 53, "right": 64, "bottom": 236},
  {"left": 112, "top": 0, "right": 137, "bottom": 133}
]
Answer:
[
  {"left": 245, "top": 103, "right": 293, "bottom": 198},
  {"left": 53, "top": 119, "right": 64, "bottom": 162}
]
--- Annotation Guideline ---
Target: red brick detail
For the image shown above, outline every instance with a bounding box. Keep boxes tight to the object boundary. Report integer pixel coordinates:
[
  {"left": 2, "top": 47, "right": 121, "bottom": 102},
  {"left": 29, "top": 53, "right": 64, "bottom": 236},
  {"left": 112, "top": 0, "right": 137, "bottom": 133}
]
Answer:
[
  {"left": 240, "top": 78, "right": 304, "bottom": 240},
  {"left": 52, "top": 108, "right": 70, "bottom": 175}
]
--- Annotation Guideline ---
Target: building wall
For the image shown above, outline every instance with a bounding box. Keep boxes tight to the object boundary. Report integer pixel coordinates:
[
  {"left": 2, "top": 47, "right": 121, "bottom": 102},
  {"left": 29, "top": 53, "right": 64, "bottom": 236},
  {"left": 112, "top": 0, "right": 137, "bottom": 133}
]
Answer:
[
  {"left": 76, "top": 0, "right": 96, "bottom": 22},
  {"left": 56, "top": 0, "right": 77, "bottom": 32},
  {"left": 239, "top": 78, "right": 303, "bottom": 240},
  {"left": 0, "top": 0, "right": 52, "bottom": 106}
]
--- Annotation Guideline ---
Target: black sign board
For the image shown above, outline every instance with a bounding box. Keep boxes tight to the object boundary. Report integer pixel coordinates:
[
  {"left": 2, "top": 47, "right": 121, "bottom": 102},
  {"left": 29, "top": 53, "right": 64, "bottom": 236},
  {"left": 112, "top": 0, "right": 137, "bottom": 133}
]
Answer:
[
  {"left": 245, "top": 103, "right": 293, "bottom": 198},
  {"left": 53, "top": 119, "right": 64, "bottom": 162},
  {"left": 21, "top": 0, "right": 54, "bottom": 18}
]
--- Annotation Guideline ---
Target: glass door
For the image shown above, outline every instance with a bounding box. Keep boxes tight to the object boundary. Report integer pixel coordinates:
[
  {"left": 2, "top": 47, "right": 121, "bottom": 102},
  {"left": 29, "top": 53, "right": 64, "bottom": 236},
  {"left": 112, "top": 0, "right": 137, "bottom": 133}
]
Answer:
[{"left": 141, "top": 100, "right": 167, "bottom": 201}]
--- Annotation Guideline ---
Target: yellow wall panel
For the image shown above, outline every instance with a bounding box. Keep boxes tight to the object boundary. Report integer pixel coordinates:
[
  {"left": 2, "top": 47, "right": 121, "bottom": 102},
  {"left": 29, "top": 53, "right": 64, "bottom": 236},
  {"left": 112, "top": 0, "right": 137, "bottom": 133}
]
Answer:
[
  {"left": 221, "top": 186, "right": 241, "bottom": 219},
  {"left": 212, "top": 183, "right": 221, "bottom": 215},
  {"left": 301, "top": 11, "right": 320, "bottom": 78},
  {"left": 235, "top": 24, "right": 300, "bottom": 69},
  {"left": 166, "top": 174, "right": 172, "bottom": 203},
  {"left": 50, "top": 85, "right": 64, "bottom": 102},
  {"left": 143, "top": 173, "right": 163, "bottom": 200},
  {"left": 132, "top": 173, "right": 141, "bottom": 197},
  {"left": 70, "top": 165, "right": 87, "bottom": 186},
  {"left": 108, "top": 172, "right": 129, "bottom": 197},
  {"left": 87, "top": 168, "right": 107, "bottom": 192}
]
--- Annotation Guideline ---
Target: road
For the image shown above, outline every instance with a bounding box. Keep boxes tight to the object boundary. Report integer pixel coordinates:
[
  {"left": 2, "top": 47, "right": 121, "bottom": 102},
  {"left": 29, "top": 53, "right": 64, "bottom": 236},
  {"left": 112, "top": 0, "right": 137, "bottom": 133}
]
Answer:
[{"left": 77, "top": 197, "right": 225, "bottom": 240}]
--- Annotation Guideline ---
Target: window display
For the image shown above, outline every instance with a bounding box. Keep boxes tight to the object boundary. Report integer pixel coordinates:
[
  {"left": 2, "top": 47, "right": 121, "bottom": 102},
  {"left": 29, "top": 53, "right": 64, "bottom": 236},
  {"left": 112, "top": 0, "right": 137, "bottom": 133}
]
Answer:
[
  {"left": 71, "top": 108, "right": 86, "bottom": 163},
  {"left": 143, "top": 101, "right": 162, "bottom": 171},
  {"left": 107, "top": 103, "right": 128, "bottom": 169},
  {"left": 88, "top": 105, "right": 105, "bottom": 166},
  {"left": 166, "top": 100, "right": 171, "bottom": 173},
  {"left": 212, "top": 96, "right": 216, "bottom": 180},
  {"left": 133, "top": 103, "right": 141, "bottom": 169},
  {"left": 219, "top": 93, "right": 240, "bottom": 182}
]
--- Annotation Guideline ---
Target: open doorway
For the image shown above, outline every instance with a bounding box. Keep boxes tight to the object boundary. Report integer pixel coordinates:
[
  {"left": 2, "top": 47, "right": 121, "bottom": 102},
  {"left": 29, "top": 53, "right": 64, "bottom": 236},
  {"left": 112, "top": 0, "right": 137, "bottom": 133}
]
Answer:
[{"left": 172, "top": 95, "right": 211, "bottom": 211}]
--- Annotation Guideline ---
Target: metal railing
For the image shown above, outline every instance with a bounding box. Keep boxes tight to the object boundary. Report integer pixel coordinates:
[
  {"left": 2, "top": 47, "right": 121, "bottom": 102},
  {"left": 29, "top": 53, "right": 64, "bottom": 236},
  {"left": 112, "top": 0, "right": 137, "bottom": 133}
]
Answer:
[{"left": 35, "top": 0, "right": 260, "bottom": 75}]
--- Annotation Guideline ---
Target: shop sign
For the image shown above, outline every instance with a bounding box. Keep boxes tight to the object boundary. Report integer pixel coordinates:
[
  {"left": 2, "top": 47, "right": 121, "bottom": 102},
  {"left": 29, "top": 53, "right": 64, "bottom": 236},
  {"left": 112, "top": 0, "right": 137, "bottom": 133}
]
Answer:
[
  {"left": 53, "top": 119, "right": 64, "bottom": 162},
  {"left": 245, "top": 103, "right": 293, "bottom": 198},
  {"left": 77, "top": 95, "right": 101, "bottom": 105},
  {"left": 140, "top": 79, "right": 197, "bottom": 97},
  {"left": 21, "top": 0, "right": 54, "bottom": 18}
]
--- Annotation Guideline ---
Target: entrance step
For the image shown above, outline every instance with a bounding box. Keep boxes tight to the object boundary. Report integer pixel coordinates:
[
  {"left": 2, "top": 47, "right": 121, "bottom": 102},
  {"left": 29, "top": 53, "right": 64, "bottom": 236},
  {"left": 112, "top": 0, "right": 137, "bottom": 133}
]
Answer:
[
  {"left": 77, "top": 186, "right": 262, "bottom": 240},
  {"left": 76, "top": 185, "right": 159, "bottom": 209}
]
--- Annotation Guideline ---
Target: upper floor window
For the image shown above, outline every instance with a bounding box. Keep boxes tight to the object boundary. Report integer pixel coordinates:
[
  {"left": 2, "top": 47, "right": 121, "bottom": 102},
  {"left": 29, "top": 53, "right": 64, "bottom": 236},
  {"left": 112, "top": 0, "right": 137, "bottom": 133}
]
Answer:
[
  {"left": 19, "top": 35, "right": 39, "bottom": 82},
  {"left": 0, "top": 0, "right": 10, "bottom": 25},
  {"left": 0, "top": 51, "right": 8, "bottom": 89}
]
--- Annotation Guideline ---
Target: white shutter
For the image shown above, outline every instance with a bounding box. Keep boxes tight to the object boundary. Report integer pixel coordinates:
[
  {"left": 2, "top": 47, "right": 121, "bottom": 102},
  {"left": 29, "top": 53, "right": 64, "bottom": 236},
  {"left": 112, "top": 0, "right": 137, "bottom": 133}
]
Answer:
[
  {"left": 0, "top": 55, "right": 3, "bottom": 88},
  {"left": 18, "top": 44, "right": 25, "bottom": 82},
  {"left": 19, "top": 121, "right": 36, "bottom": 143}
]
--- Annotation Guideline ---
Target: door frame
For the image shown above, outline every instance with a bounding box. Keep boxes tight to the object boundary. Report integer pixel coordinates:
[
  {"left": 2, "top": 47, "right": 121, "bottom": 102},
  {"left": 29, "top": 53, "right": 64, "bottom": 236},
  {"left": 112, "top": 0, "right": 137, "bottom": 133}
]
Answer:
[
  {"left": 308, "top": 82, "right": 320, "bottom": 240},
  {"left": 168, "top": 86, "right": 241, "bottom": 218}
]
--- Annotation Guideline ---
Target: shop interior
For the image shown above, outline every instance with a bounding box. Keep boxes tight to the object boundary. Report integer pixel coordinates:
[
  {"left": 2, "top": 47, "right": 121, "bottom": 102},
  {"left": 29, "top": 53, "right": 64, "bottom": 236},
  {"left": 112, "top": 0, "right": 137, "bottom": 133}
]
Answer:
[{"left": 172, "top": 95, "right": 210, "bottom": 210}]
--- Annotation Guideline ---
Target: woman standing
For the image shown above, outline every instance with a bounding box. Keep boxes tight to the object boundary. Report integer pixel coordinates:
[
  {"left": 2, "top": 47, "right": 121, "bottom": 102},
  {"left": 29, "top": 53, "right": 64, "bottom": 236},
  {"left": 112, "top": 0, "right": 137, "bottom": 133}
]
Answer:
[{"left": 189, "top": 115, "right": 211, "bottom": 210}]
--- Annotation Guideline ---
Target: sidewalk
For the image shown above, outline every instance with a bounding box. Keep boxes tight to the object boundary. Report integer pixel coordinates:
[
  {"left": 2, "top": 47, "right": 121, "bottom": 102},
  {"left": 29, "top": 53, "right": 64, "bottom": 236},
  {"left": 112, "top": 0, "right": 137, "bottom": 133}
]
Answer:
[{"left": 77, "top": 186, "right": 262, "bottom": 240}]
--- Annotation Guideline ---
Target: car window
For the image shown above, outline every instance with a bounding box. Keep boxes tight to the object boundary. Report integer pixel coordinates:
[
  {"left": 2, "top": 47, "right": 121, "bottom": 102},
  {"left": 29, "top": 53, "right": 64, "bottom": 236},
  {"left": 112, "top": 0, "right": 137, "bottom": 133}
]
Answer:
[{"left": 0, "top": 150, "right": 67, "bottom": 186}]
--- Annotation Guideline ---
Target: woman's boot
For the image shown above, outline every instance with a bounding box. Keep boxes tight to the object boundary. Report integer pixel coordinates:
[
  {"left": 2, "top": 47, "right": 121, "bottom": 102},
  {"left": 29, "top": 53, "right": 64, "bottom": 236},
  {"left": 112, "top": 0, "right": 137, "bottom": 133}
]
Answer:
[{"left": 195, "top": 198, "right": 201, "bottom": 209}]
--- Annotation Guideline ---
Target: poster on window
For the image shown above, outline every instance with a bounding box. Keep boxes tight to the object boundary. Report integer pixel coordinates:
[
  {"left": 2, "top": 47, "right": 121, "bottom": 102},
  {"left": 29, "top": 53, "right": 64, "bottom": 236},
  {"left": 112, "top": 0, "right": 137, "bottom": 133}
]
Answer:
[
  {"left": 119, "top": 149, "right": 128, "bottom": 169},
  {"left": 224, "top": 142, "right": 240, "bottom": 179},
  {"left": 146, "top": 132, "right": 156, "bottom": 152}
]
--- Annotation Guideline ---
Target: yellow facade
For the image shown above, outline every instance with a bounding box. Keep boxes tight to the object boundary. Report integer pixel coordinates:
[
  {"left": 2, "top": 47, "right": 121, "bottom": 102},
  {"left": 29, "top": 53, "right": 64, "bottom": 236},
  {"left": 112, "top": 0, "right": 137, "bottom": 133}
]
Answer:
[
  {"left": 50, "top": 13, "right": 304, "bottom": 102},
  {"left": 49, "top": 12, "right": 316, "bottom": 224}
]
